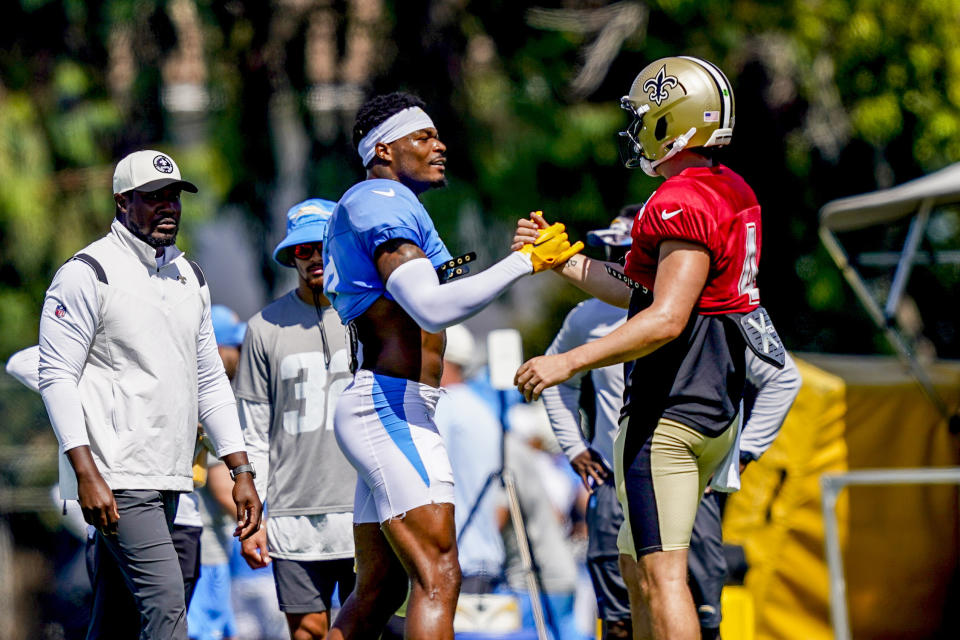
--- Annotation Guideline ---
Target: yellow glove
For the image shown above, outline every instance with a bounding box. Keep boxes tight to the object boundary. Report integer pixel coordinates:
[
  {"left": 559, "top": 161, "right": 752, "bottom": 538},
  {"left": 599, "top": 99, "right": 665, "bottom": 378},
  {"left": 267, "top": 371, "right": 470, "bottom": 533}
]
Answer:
[{"left": 517, "top": 219, "right": 585, "bottom": 273}]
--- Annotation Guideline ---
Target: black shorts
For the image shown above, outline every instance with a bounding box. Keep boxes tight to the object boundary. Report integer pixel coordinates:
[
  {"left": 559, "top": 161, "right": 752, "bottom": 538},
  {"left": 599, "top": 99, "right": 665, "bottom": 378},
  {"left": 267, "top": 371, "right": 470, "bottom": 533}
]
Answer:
[
  {"left": 585, "top": 482, "right": 630, "bottom": 622},
  {"left": 272, "top": 557, "right": 356, "bottom": 614}
]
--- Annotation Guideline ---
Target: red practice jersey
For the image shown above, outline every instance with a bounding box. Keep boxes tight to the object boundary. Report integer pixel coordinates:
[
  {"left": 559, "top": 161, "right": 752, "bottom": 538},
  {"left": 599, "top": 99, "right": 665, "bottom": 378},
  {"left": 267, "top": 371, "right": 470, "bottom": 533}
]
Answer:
[{"left": 623, "top": 164, "right": 761, "bottom": 315}]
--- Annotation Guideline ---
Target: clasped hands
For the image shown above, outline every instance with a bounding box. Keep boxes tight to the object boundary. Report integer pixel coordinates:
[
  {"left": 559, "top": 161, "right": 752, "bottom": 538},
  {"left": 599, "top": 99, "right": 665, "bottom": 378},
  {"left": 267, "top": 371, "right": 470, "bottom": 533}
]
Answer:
[
  {"left": 513, "top": 211, "right": 584, "bottom": 273},
  {"left": 512, "top": 212, "right": 583, "bottom": 401}
]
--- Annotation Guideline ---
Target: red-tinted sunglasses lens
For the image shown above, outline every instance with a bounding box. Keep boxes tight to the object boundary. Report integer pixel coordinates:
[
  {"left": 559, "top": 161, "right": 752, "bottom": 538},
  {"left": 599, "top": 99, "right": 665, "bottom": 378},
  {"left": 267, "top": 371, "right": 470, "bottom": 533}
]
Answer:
[{"left": 293, "top": 243, "right": 322, "bottom": 260}]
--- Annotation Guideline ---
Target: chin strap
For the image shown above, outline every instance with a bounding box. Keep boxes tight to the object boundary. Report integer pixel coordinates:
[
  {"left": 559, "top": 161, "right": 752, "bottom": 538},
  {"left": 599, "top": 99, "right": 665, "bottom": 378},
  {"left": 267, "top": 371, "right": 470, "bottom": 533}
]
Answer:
[
  {"left": 640, "top": 126, "right": 698, "bottom": 177},
  {"left": 311, "top": 288, "right": 331, "bottom": 368}
]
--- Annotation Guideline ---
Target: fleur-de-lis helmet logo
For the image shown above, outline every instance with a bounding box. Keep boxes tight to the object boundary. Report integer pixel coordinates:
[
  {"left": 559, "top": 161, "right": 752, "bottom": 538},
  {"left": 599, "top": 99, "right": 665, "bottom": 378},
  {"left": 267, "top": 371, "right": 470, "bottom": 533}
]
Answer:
[{"left": 642, "top": 65, "right": 679, "bottom": 107}]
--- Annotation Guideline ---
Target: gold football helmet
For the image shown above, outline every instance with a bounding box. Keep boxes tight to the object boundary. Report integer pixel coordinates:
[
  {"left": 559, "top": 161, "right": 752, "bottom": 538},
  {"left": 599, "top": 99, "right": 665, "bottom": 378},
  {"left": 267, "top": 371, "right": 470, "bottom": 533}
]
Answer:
[{"left": 618, "top": 56, "right": 735, "bottom": 176}]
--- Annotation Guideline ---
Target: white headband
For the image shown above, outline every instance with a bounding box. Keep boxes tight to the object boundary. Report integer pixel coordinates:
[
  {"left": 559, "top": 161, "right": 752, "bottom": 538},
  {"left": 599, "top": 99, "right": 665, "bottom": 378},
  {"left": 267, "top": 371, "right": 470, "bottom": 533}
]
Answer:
[{"left": 357, "top": 107, "right": 436, "bottom": 167}]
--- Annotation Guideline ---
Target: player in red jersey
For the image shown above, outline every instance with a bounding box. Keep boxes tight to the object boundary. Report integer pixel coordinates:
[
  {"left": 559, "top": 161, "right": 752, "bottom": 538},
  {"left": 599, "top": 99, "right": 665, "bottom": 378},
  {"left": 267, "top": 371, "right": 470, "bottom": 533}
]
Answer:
[{"left": 514, "top": 56, "right": 785, "bottom": 640}]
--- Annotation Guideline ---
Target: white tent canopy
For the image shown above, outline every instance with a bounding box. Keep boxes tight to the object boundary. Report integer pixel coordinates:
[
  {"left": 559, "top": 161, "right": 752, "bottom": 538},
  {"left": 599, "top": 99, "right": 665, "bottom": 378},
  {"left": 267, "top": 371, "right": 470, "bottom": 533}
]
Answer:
[
  {"left": 818, "top": 162, "right": 960, "bottom": 640},
  {"left": 820, "top": 162, "right": 960, "bottom": 232},
  {"left": 818, "top": 162, "right": 960, "bottom": 424}
]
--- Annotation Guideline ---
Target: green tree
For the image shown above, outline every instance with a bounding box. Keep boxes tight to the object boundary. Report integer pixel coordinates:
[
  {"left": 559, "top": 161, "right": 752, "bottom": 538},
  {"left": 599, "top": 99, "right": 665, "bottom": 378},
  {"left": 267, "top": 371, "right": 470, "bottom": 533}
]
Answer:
[{"left": 3, "top": 0, "right": 960, "bottom": 364}]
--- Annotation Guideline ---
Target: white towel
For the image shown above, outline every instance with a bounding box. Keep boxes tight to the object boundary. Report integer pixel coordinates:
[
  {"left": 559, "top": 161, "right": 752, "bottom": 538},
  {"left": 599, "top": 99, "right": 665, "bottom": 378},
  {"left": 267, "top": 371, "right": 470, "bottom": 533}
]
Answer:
[{"left": 709, "top": 401, "right": 743, "bottom": 493}]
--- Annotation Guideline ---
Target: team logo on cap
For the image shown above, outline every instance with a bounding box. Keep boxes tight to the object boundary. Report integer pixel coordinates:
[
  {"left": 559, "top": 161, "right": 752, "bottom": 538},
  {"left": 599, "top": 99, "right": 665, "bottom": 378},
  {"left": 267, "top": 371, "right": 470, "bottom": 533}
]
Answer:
[
  {"left": 290, "top": 204, "right": 329, "bottom": 221},
  {"left": 153, "top": 154, "right": 174, "bottom": 174},
  {"left": 643, "top": 65, "right": 679, "bottom": 107}
]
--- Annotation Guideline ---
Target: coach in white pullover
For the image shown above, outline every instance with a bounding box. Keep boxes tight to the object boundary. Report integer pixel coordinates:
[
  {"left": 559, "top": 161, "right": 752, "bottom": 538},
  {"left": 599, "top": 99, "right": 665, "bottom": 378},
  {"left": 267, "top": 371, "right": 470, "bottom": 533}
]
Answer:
[{"left": 38, "top": 150, "right": 262, "bottom": 640}]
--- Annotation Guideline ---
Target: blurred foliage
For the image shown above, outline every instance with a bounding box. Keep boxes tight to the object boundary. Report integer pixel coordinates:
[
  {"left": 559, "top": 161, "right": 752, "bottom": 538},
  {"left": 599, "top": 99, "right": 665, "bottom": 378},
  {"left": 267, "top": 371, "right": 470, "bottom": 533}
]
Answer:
[
  {"left": 0, "top": 376, "right": 57, "bottom": 470},
  {"left": 1, "top": 0, "right": 960, "bottom": 371}
]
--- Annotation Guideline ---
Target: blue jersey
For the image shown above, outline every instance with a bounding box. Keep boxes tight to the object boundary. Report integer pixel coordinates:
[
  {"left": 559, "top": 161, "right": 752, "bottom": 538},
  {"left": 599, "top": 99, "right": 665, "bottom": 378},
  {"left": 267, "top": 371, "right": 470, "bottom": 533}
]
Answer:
[{"left": 323, "top": 179, "right": 452, "bottom": 324}]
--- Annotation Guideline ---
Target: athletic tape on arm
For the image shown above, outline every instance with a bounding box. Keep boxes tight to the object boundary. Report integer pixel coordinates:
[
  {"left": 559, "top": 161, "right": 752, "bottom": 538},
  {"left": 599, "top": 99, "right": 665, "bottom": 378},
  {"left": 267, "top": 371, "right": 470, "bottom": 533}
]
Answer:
[{"left": 385, "top": 253, "right": 533, "bottom": 333}]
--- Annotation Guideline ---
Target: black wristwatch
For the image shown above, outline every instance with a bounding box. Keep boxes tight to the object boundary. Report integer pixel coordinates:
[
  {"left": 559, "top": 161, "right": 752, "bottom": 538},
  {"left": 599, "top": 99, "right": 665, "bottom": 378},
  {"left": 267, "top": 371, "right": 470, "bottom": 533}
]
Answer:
[{"left": 230, "top": 463, "right": 256, "bottom": 480}]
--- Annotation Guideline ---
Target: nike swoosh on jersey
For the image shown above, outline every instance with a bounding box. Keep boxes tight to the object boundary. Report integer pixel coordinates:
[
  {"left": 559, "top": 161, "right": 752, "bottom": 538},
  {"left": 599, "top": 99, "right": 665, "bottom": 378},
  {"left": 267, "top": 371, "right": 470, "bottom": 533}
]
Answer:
[
  {"left": 661, "top": 208, "right": 682, "bottom": 220},
  {"left": 372, "top": 188, "right": 396, "bottom": 197}
]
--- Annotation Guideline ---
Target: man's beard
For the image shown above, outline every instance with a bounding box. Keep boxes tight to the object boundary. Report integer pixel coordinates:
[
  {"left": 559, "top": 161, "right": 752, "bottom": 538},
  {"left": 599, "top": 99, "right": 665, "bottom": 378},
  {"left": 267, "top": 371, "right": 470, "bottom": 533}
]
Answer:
[
  {"left": 130, "top": 223, "right": 178, "bottom": 248},
  {"left": 304, "top": 272, "right": 324, "bottom": 291},
  {"left": 401, "top": 174, "right": 447, "bottom": 195}
]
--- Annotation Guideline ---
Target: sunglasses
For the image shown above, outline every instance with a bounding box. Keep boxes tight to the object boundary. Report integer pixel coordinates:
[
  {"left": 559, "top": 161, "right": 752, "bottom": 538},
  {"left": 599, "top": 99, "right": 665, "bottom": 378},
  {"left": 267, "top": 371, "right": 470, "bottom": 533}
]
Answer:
[{"left": 293, "top": 242, "right": 323, "bottom": 260}]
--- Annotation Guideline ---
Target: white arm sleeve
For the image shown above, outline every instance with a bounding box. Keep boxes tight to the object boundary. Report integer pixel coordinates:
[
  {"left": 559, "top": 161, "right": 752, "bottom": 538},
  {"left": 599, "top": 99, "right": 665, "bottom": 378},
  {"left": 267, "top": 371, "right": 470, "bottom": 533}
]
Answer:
[
  {"left": 202, "top": 403, "right": 247, "bottom": 459},
  {"left": 541, "top": 305, "right": 593, "bottom": 463},
  {"left": 6, "top": 345, "right": 40, "bottom": 393},
  {"left": 237, "top": 397, "right": 271, "bottom": 500},
  {"left": 385, "top": 253, "right": 533, "bottom": 333},
  {"left": 38, "top": 261, "right": 101, "bottom": 453},
  {"left": 740, "top": 351, "right": 801, "bottom": 459},
  {"left": 541, "top": 384, "right": 588, "bottom": 463}
]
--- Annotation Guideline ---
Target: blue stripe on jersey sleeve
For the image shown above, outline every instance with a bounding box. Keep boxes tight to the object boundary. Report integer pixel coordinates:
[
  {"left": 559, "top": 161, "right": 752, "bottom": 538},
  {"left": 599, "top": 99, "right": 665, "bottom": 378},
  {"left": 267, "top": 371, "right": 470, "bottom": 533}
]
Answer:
[{"left": 370, "top": 374, "right": 431, "bottom": 487}]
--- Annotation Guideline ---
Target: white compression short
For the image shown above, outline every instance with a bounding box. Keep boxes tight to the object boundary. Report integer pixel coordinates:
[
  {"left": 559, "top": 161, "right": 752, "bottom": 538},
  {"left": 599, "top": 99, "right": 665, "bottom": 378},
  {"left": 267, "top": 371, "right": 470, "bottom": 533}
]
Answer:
[{"left": 334, "top": 369, "right": 454, "bottom": 524}]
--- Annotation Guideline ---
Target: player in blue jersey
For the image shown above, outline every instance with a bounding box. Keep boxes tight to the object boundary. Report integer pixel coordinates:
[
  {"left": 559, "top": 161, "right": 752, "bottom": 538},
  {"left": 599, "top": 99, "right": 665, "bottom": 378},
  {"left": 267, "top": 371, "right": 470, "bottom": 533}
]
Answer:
[{"left": 322, "top": 92, "right": 583, "bottom": 640}]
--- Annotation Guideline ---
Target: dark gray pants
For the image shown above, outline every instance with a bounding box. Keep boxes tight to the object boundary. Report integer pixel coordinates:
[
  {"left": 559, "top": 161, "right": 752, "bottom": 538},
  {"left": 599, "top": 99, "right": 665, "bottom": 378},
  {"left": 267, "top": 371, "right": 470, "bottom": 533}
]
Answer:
[
  {"left": 86, "top": 489, "right": 187, "bottom": 640},
  {"left": 586, "top": 482, "right": 631, "bottom": 622},
  {"left": 688, "top": 490, "right": 726, "bottom": 631}
]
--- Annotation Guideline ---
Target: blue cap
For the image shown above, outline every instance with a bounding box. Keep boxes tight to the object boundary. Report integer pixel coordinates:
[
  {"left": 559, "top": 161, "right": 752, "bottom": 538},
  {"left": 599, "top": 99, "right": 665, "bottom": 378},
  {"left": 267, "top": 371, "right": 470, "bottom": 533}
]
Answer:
[
  {"left": 211, "top": 304, "right": 246, "bottom": 347},
  {"left": 273, "top": 198, "right": 337, "bottom": 267}
]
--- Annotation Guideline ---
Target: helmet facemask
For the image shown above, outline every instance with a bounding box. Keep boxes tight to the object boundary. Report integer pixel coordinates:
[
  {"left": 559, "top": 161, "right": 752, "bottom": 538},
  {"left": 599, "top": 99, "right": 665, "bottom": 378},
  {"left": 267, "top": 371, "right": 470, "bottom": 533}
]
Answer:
[{"left": 617, "top": 97, "right": 649, "bottom": 170}]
